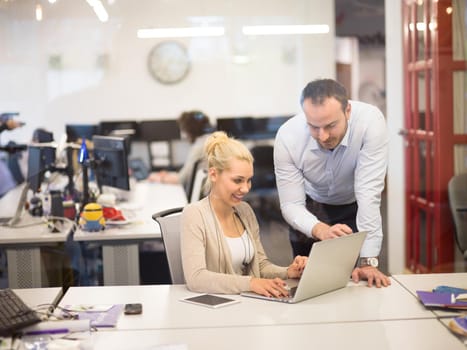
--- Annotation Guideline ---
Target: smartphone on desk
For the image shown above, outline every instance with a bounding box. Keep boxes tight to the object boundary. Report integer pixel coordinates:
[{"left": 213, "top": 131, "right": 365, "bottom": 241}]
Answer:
[{"left": 124, "top": 303, "right": 142, "bottom": 315}]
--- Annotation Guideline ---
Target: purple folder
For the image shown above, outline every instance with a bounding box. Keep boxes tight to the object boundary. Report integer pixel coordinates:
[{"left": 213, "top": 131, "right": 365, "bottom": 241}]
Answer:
[{"left": 416, "top": 291, "right": 467, "bottom": 309}]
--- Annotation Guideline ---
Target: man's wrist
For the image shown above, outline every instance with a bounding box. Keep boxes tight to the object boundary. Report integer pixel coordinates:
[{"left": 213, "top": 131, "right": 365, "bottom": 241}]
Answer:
[{"left": 358, "top": 257, "right": 379, "bottom": 268}]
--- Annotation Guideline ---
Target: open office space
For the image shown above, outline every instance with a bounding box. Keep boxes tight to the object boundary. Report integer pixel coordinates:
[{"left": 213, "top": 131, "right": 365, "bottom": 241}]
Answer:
[{"left": 0, "top": 1, "right": 466, "bottom": 349}]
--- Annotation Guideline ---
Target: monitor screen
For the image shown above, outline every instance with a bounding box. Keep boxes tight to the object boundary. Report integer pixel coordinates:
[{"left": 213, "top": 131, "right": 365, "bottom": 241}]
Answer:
[
  {"left": 216, "top": 117, "right": 255, "bottom": 139},
  {"left": 138, "top": 119, "right": 180, "bottom": 142},
  {"left": 216, "top": 116, "right": 291, "bottom": 140},
  {"left": 99, "top": 120, "right": 139, "bottom": 139},
  {"left": 66, "top": 124, "right": 100, "bottom": 142},
  {"left": 27, "top": 145, "right": 56, "bottom": 193},
  {"left": 92, "top": 135, "right": 130, "bottom": 191}
]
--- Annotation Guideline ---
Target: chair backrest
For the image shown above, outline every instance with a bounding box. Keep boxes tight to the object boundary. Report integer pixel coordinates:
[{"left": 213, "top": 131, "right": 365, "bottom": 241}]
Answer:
[
  {"left": 189, "top": 165, "right": 208, "bottom": 203},
  {"left": 152, "top": 207, "right": 185, "bottom": 284},
  {"left": 250, "top": 145, "right": 275, "bottom": 189},
  {"left": 448, "top": 173, "right": 467, "bottom": 258}
]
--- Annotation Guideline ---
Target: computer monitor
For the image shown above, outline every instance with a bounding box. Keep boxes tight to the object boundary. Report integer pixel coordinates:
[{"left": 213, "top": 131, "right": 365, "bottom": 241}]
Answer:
[
  {"left": 216, "top": 115, "right": 291, "bottom": 140},
  {"left": 216, "top": 117, "right": 255, "bottom": 139},
  {"left": 66, "top": 124, "right": 100, "bottom": 142},
  {"left": 92, "top": 135, "right": 130, "bottom": 192},
  {"left": 27, "top": 145, "right": 56, "bottom": 193},
  {"left": 138, "top": 119, "right": 180, "bottom": 142}
]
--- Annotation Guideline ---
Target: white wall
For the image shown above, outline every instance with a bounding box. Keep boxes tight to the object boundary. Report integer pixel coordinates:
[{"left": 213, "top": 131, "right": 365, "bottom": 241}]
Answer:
[
  {"left": 385, "top": 0, "right": 405, "bottom": 274},
  {"left": 0, "top": 0, "right": 335, "bottom": 144}
]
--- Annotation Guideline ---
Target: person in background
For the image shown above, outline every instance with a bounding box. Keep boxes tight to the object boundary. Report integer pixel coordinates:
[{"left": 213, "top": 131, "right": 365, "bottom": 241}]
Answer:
[
  {"left": 181, "top": 131, "right": 307, "bottom": 297},
  {"left": 274, "top": 78, "right": 390, "bottom": 288},
  {"left": 148, "top": 110, "right": 213, "bottom": 193},
  {"left": 0, "top": 118, "right": 23, "bottom": 197}
]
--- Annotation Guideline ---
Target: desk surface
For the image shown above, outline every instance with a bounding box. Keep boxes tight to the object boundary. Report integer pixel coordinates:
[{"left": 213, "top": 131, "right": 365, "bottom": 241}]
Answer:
[
  {"left": 393, "top": 273, "right": 467, "bottom": 317},
  {"left": 60, "top": 279, "right": 435, "bottom": 331},
  {"left": 74, "top": 182, "right": 186, "bottom": 241},
  {"left": 89, "top": 318, "right": 465, "bottom": 350}
]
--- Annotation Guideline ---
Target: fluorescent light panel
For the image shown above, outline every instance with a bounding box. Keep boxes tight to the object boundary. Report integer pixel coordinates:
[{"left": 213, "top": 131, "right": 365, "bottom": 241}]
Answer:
[
  {"left": 86, "top": 0, "right": 109, "bottom": 23},
  {"left": 242, "top": 24, "right": 329, "bottom": 36},
  {"left": 137, "top": 27, "right": 225, "bottom": 38}
]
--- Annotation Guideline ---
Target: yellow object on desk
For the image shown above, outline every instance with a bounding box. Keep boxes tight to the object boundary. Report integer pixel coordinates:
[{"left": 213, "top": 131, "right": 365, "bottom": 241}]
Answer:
[{"left": 79, "top": 203, "right": 105, "bottom": 231}]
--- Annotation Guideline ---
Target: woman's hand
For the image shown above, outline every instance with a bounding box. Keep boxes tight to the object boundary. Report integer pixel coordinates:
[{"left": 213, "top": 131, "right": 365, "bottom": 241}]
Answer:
[
  {"left": 287, "top": 255, "right": 308, "bottom": 278},
  {"left": 250, "top": 277, "right": 289, "bottom": 298}
]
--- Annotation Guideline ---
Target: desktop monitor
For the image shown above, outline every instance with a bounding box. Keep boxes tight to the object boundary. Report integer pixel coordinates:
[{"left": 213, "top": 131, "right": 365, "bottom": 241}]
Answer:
[
  {"left": 138, "top": 119, "right": 181, "bottom": 142},
  {"left": 216, "top": 117, "right": 255, "bottom": 139},
  {"left": 216, "top": 116, "right": 291, "bottom": 140},
  {"left": 66, "top": 124, "right": 100, "bottom": 142},
  {"left": 92, "top": 135, "right": 130, "bottom": 192},
  {"left": 27, "top": 145, "right": 56, "bottom": 193},
  {"left": 99, "top": 120, "right": 138, "bottom": 154}
]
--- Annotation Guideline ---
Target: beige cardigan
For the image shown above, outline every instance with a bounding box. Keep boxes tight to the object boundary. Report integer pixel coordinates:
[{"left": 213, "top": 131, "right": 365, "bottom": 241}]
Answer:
[{"left": 180, "top": 197, "right": 288, "bottom": 294}]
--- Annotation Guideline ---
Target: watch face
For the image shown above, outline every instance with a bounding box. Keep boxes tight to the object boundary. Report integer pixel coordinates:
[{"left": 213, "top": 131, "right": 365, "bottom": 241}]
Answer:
[{"left": 148, "top": 41, "right": 190, "bottom": 84}]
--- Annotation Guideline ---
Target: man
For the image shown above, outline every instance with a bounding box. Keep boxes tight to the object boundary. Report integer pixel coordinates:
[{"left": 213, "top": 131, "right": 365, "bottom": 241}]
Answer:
[{"left": 274, "top": 78, "right": 390, "bottom": 287}]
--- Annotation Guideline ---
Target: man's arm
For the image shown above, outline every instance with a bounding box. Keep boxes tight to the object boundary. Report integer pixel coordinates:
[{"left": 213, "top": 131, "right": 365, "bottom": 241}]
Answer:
[
  {"left": 354, "top": 106, "right": 388, "bottom": 258},
  {"left": 273, "top": 126, "right": 318, "bottom": 237}
]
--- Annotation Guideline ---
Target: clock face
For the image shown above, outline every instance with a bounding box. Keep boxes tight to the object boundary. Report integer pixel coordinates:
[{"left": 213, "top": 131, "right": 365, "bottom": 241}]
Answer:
[{"left": 148, "top": 41, "right": 190, "bottom": 84}]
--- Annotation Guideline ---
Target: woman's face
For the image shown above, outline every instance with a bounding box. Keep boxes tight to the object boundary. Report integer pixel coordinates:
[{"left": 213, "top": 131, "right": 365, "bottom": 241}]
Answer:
[{"left": 210, "top": 158, "right": 253, "bottom": 207}]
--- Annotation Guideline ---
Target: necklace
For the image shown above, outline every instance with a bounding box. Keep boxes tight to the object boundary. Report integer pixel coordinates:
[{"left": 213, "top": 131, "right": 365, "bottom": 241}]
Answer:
[{"left": 233, "top": 212, "right": 251, "bottom": 275}]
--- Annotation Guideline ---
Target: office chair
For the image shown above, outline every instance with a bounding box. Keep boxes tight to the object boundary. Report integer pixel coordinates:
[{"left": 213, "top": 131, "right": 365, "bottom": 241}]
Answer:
[
  {"left": 189, "top": 163, "right": 208, "bottom": 203},
  {"left": 152, "top": 207, "right": 185, "bottom": 284},
  {"left": 246, "top": 145, "right": 282, "bottom": 222},
  {"left": 448, "top": 173, "right": 467, "bottom": 259}
]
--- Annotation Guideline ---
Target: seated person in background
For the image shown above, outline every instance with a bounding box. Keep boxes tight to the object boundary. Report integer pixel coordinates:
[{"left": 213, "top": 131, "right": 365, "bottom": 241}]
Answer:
[
  {"left": 0, "top": 118, "right": 24, "bottom": 197},
  {"left": 181, "top": 131, "right": 307, "bottom": 297},
  {"left": 148, "top": 110, "right": 213, "bottom": 192}
]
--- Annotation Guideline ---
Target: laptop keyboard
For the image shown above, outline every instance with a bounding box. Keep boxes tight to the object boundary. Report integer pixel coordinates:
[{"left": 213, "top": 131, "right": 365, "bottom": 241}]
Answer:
[{"left": 0, "top": 289, "right": 42, "bottom": 337}]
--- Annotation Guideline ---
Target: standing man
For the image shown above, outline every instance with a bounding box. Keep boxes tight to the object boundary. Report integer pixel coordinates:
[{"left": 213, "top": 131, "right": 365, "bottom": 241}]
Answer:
[{"left": 274, "top": 78, "right": 390, "bottom": 287}]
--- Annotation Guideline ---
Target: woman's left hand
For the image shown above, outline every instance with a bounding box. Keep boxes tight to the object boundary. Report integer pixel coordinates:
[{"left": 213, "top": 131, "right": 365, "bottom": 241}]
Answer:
[{"left": 287, "top": 255, "right": 308, "bottom": 278}]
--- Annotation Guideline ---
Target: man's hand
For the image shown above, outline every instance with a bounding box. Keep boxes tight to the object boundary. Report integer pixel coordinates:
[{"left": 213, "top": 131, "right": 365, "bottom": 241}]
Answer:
[
  {"left": 312, "top": 222, "right": 353, "bottom": 240},
  {"left": 351, "top": 266, "right": 391, "bottom": 288}
]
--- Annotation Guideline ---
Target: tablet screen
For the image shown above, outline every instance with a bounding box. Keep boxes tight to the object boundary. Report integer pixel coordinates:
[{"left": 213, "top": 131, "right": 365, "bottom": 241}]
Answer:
[{"left": 181, "top": 294, "right": 240, "bottom": 308}]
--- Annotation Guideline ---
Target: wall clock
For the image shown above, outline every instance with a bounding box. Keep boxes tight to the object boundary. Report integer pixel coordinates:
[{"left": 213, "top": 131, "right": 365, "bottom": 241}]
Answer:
[{"left": 147, "top": 41, "right": 190, "bottom": 84}]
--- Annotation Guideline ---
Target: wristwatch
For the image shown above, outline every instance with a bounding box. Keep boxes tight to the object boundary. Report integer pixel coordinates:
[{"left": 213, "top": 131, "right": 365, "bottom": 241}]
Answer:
[{"left": 359, "top": 257, "right": 379, "bottom": 268}]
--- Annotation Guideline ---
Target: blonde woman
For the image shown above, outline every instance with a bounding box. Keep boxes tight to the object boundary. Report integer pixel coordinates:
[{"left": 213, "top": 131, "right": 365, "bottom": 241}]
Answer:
[{"left": 181, "top": 131, "right": 307, "bottom": 297}]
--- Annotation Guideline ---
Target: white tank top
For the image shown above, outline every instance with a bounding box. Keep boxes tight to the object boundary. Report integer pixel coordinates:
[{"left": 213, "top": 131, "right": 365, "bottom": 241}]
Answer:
[{"left": 225, "top": 230, "right": 254, "bottom": 275}]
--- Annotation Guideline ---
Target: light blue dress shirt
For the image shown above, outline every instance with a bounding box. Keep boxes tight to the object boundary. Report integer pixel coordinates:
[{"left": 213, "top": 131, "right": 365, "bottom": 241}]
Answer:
[{"left": 273, "top": 100, "right": 388, "bottom": 257}]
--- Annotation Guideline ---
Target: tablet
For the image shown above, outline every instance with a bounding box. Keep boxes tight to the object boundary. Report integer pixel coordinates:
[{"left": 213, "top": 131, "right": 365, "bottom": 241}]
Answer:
[{"left": 180, "top": 294, "right": 240, "bottom": 308}]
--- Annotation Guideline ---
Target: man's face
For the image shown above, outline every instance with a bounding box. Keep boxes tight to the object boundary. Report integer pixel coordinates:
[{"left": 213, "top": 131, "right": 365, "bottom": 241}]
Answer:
[{"left": 303, "top": 97, "right": 350, "bottom": 150}]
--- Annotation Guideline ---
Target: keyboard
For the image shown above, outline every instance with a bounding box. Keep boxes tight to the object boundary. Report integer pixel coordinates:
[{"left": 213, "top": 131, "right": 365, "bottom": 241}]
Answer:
[{"left": 0, "top": 288, "right": 42, "bottom": 337}]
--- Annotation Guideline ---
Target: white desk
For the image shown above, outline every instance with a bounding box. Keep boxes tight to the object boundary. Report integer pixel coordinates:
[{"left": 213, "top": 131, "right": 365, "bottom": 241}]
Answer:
[
  {"left": 89, "top": 318, "right": 466, "bottom": 350},
  {"left": 73, "top": 182, "right": 187, "bottom": 285},
  {"left": 0, "top": 185, "right": 73, "bottom": 288},
  {"left": 59, "top": 280, "right": 435, "bottom": 331},
  {"left": 393, "top": 273, "right": 467, "bottom": 317}
]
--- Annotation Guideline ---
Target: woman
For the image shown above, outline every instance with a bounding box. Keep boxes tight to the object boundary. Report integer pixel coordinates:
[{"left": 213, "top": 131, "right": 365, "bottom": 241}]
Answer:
[
  {"left": 181, "top": 131, "right": 307, "bottom": 297},
  {"left": 148, "top": 110, "right": 212, "bottom": 193}
]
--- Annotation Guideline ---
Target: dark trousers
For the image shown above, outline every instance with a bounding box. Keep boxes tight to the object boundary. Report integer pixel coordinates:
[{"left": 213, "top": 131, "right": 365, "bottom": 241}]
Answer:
[{"left": 289, "top": 196, "right": 358, "bottom": 256}]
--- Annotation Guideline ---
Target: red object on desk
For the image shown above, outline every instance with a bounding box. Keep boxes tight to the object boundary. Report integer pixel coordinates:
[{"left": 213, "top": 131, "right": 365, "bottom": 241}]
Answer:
[{"left": 102, "top": 207, "right": 125, "bottom": 221}]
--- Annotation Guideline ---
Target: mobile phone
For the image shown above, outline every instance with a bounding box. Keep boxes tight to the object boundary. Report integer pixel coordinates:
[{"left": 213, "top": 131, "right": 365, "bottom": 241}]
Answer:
[
  {"left": 180, "top": 294, "right": 240, "bottom": 308},
  {"left": 124, "top": 303, "right": 142, "bottom": 315}
]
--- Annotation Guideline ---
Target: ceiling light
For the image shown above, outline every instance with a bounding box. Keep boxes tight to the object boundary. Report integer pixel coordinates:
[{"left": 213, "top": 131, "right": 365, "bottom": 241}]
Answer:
[
  {"left": 137, "top": 26, "right": 225, "bottom": 39},
  {"left": 242, "top": 24, "right": 329, "bottom": 36},
  {"left": 86, "top": 0, "right": 108, "bottom": 23},
  {"left": 35, "top": 4, "right": 43, "bottom": 21}
]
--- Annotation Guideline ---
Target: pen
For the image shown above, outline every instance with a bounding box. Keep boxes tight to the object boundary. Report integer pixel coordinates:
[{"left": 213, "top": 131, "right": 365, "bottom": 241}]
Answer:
[{"left": 23, "top": 328, "right": 69, "bottom": 336}]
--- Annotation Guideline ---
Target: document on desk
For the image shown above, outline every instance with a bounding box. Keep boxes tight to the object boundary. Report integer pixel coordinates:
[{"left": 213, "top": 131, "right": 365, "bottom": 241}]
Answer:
[{"left": 63, "top": 304, "right": 124, "bottom": 327}]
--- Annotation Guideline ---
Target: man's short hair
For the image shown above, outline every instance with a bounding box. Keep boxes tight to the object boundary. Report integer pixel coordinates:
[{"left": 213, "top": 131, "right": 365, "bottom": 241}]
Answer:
[{"left": 300, "top": 79, "right": 348, "bottom": 112}]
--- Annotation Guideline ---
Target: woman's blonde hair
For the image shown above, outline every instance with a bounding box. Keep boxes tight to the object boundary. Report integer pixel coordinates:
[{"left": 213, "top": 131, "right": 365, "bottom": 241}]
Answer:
[{"left": 203, "top": 131, "right": 253, "bottom": 191}]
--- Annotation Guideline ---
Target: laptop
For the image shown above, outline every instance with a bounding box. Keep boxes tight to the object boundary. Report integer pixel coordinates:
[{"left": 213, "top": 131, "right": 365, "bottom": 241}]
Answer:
[{"left": 241, "top": 231, "right": 368, "bottom": 304}]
